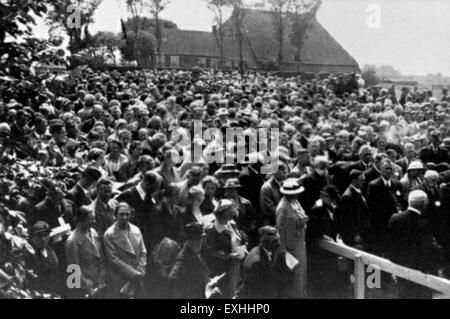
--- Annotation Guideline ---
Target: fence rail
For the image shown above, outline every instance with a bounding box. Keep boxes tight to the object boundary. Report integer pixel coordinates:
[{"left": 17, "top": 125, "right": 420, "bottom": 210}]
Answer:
[{"left": 318, "top": 239, "right": 450, "bottom": 299}]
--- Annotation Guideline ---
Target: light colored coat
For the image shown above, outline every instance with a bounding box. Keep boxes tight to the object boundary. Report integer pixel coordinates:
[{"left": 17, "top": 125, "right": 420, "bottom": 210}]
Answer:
[
  {"left": 65, "top": 227, "right": 106, "bottom": 298},
  {"left": 276, "top": 197, "right": 308, "bottom": 299},
  {"left": 103, "top": 222, "right": 147, "bottom": 296}
]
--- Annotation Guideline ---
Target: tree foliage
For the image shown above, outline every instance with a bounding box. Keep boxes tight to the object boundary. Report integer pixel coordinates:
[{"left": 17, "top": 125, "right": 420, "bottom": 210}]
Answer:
[
  {"left": 205, "top": 0, "right": 227, "bottom": 69},
  {"left": 46, "top": 0, "right": 103, "bottom": 54},
  {"left": 289, "top": 0, "right": 322, "bottom": 63},
  {"left": 362, "top": 66, "right": 381, "bottom": 87}
]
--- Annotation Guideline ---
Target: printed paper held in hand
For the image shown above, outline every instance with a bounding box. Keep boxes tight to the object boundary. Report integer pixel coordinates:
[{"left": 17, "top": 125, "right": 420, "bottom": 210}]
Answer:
[{"left": 285, "top": 252, "right": 299, "bottom": 270}]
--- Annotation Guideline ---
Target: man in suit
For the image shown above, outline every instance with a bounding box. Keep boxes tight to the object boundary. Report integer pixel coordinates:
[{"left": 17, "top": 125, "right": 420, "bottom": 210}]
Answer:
[
  {"left": 67, "top": 166, "right": 101, "bottom": 210},
  {"left": 419, "top": 130, "right": 450, "bottom": 165},
  {"left": 347, "top": 145, "right": 374, "bottom": 174},
  {"left": 260, "top": 161, "right": 288, "bottom": 226},
  {"left": 239, "top": 154, "right": 265, "bottom": 213},
  {"left": 388, "top": 190, "right": 442, "bottom": 299},
  {"left": 367, "top": 159, "right": 406, "bottom": 254},
  {"left": 103, "top": 202, "right": 147, "bottom": 299},
  {"left": 116, "top": 171, "right": 162, "bottom": 252},
  {"left": 88, "top": 178, "right": 115, "bottom": 237},
  {"left": 169, "top": 223, "right": 221, "bottom": 299},
  {"left": 340, "top": 170, "right": 370, "bottom": 248},
  {"left": 299, "top": 156, "right": 329, "bottom": 213},
  {"left": 237, "top": 226, "right": 291, "bottom": 299},
  {"left": 307, "top": 185, "right": 347, "bottom": 298},
  {"left": 364, "top": 153, "right": 388, "bottom": 194},
  {"left": 415, "top": 170, "right": 447, "bottom": 248},
  {"left": 30, "top": 182, "right": 74, "bottom": 229},
  {"left": 65, "top": 206, "right": 106, "bottom": 299}
]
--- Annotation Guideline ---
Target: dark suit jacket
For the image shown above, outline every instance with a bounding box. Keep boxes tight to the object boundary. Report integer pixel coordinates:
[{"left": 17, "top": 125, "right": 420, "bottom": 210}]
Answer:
[
  {"left": 415, "top": 184, "right": 447, "bottom": 246},
  {"left": 340, "top": 186, "right": 370, "bottom": 246},
  {"left": 88, "top": 199, "right": 115, "bottom": 237},
  {"left": 116, "top": 187, "right": 158, "bottom": 251},
  {"left": 239, "top": 166, "right": 265, "bottom": 213},
  {"left": 299, "top": 172, "right": 328, "bottom": 213},
  {"left": 307, "top": 200, "right": 342, "bottom": 244},
  {"left": 419, "top": 146, "right": 450, "bottom": 165},
  {"left": 260, "top": 177, "right": 282, "bottom": 226},
  {"left": 67, "top": 184, "right": 92, "bottom": 209},
  {"left": 388, "top": 209, "right": 441, "bottom": 272},
  {"left": 169, "top": 245, "right": 210, "bottom": 299},
  {"left": 237, "top": 246, "right": 291, "bottom": 299},
  {"left": 30, "top": 198, "right": 74, "bottom": 229},
  {"left": 367, "top": 177, "right": 406, "bottom": 240}
]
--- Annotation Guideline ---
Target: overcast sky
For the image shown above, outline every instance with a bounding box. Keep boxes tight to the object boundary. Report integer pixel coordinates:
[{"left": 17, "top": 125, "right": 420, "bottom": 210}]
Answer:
[{"left": 33, "top": 0, "right": 450, "bottom": 76}]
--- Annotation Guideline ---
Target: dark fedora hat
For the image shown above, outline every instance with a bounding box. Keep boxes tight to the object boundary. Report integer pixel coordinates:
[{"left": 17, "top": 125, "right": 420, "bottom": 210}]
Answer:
[{"left": 184, "top": 222, "right": 206, "bottom": 240}]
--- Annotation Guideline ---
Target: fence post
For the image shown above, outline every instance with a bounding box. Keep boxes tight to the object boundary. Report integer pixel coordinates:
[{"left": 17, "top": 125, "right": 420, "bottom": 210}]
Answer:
[{"left": 354, "top": 254, "right": 365, "bottom": 299}]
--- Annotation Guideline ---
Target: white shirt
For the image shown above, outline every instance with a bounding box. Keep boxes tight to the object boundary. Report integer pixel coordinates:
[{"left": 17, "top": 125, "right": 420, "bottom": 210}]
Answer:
[
  {"left": 263, "top": 247, "right": 272, "bottom": 261},
  {"left": 351, "top": 185, "right": 362, "bottom": 194},
  {"left": 381, "top": 177, "right": 391, "bottom": 188},
  {"left": 136, "top": 183, "right": 146, "bottom": 201}
]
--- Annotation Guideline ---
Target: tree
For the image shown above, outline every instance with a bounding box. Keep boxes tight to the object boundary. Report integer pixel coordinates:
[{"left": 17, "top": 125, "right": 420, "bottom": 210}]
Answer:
[
  {"left": 46, "top": 0, "right": 103, "bottom": 54},
  {"left": 289, "top": 0, "right": 321, "bottom": 63},
  {"left": 124, "top": 0, "right": 149, "bottom": 67},
  {"left": 268, "top": 0, "right": 292, "bottom": 71},
  {"left": 226, "top": 0, "right": 247, "bottom": 74},
  {"left": 89, "top": 31, "right": 125, "bottom": 65},
  {"left": 123, "top": 16, "right": 178, "bottom": 31},
  {"left": 148, "top": 0, "right": 171, "bottom": 69},
  {"left": 205, "top": 0, "right": 227, "bottom": 69},
  {"left": 362, "top": 66, "right": 380, "bottom": 87},
  {"left": 122, "top": 30, "right": 155, "bottom": 68}
]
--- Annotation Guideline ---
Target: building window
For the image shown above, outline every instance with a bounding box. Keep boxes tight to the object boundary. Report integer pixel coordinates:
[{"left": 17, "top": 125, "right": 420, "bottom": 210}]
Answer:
[{"left": 170, "top": 56, "right": 180, "bottom": 68}]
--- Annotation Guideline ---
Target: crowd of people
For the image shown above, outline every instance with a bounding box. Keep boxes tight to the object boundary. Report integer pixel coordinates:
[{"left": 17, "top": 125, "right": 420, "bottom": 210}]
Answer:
[{"left": 1, "top": 66, "right": 450, "bottom": 299}]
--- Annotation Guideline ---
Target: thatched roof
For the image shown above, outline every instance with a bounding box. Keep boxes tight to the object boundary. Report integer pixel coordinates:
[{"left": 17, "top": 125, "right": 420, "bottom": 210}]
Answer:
[
  {"left": 223, "top": 9, "right": 360, "bottom": 72},
  {"left": 159, "top": 9, "right": 359, "bottom": 72}
]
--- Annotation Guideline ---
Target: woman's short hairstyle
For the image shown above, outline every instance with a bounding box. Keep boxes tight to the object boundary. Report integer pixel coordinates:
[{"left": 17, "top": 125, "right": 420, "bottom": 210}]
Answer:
[
  {"left": 201, "top": 175, "right": 220, "bottom": 190},
  {"left": 187, "top": 185, "right": 205, "bottom": 202}
]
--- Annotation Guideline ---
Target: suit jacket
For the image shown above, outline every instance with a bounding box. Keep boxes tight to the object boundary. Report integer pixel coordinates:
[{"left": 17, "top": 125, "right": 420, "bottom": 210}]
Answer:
[
  {"left": 88, "top": 199, "right": 115, "bottom": 237},
  {"left": 169, "top": 245, "right": 210, "bottom": 299},
  {"left": 367, "top": 178, "right": 406, "bottom": 237},
  {"left": 340, "top": 186, "right": 370, "bottom": 246},
  {"left": 237, "top": 246, "right": 291, "bottom": 299},
  {"left": 155, "top": 200, "right": 185, "bottom": 245},
  {"left": 419, "top": 146, "right": 450, "bottom": 165},
  {"left": 65, "top": 227, "right": 106, "bottom": 298},
  {"left": 103, "top": 223, "right": 147, "bottom": 296},
  {"left": 307, "top": 199, "right": 342, "bottom": 244},
  {"left": 67, "top": 184, "right": 92, "bottom": 209},
  {"left": 239, "top": 166, "right": 265, "bottom": 212},
  {"left": 388, "top": 209, "right": 441, "bottom": 272},
  {"left": 30, "top": 198, "right": 74, "bottom": 229},
  {"left": 116, "top": 187, "right": 158, "bottom": 251},
  {"left": 299, "top": 171, "right": 328, "bottom": 213},
  {"left": 415, "top": 184, "right": 447, "bottom": 245},
  {"left": 260, "top": 177, "right": 282, "bottom": 226},
  {"left": 235, "top": 196, "right": 259, "bottom": 248}
]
